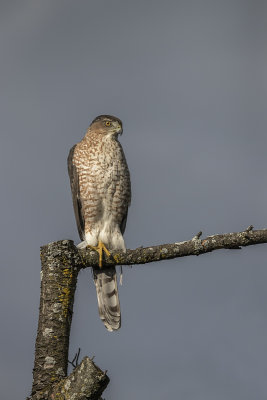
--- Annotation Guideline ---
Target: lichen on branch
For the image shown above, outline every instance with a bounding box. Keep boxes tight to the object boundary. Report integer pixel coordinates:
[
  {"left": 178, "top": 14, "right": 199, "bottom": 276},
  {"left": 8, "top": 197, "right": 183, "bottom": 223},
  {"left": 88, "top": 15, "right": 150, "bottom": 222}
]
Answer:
[
  {"left": 78, "top": 227, "right": 267, "bottom": 268},
  {"left": 29, "top": 226, "right": 267, "bottom": 399}
]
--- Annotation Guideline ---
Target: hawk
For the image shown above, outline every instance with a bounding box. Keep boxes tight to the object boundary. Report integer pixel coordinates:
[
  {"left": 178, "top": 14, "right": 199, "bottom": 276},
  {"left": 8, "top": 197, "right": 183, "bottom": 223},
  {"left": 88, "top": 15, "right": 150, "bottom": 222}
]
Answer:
[{"left": 68, "top": 115, "right": 131, "bottom": 331}]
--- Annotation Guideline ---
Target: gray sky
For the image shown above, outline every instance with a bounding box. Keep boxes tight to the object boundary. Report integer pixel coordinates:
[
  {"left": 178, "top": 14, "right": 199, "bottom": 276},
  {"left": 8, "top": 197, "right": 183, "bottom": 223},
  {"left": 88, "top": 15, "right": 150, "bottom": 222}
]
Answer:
[{"left": 1, "top": 1, "right": 267, "bottom": 399}]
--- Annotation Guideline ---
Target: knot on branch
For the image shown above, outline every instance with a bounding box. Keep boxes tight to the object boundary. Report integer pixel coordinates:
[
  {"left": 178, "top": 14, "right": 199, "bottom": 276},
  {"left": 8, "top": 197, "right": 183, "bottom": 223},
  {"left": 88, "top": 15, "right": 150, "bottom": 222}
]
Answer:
[{"left": 192, "top": 231, "right": 203, "bottom": 255}]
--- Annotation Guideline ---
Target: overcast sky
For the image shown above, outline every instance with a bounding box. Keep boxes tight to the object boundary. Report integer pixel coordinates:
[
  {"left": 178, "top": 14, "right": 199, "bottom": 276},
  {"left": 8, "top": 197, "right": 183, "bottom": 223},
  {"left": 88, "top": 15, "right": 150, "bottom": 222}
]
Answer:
[{"left": 1, "top": 1, "right": 267, "bottom": 399}]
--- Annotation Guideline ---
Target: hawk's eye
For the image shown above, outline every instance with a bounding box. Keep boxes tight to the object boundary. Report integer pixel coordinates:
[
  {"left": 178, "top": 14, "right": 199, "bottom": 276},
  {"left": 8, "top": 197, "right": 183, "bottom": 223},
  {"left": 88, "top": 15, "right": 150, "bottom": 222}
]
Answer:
[{"left": 105, "top": 121, "right": 111, "bottom": 127}]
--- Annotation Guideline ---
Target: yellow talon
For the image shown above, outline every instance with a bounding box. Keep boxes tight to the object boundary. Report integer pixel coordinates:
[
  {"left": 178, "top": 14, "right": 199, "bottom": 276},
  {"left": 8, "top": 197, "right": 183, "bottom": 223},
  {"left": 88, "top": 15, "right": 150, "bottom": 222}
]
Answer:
[{"left": 87, "top": 240, "right": 111, "bottom": 268}]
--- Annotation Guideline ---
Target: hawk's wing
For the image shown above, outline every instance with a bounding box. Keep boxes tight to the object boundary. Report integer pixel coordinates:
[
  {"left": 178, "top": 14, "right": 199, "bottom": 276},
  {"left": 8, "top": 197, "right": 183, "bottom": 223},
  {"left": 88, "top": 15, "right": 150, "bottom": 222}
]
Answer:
[
  {"left": 120, "top": 165, "right": 131, "bottom": 236},
  {"left": 67, "top": 145, "right": 85, "bottom": 240},
  {"left": 120, "top": 208, "right": 128, "bottom": 235}
]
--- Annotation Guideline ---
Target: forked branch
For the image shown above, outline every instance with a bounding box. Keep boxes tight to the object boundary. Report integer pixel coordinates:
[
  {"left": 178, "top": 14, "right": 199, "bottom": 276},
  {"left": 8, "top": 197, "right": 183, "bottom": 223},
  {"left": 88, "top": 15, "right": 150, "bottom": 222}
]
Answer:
[{"left": 28, "top": 226, "right": 267, "bottom": 399}]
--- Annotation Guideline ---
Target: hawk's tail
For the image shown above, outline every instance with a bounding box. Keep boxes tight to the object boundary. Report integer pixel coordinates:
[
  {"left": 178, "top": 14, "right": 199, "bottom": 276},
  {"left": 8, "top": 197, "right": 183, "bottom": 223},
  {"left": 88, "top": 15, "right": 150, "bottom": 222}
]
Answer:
[{"left": 93, "top": 267, "right": 121, "bottom": 331}]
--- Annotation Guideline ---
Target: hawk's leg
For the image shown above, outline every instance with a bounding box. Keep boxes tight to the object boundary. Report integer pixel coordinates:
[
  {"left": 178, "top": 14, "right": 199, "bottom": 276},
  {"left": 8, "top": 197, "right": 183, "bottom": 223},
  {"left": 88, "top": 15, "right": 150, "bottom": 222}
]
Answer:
[{"left": 87, "top": 241, "right": 111, "bottom": 268}]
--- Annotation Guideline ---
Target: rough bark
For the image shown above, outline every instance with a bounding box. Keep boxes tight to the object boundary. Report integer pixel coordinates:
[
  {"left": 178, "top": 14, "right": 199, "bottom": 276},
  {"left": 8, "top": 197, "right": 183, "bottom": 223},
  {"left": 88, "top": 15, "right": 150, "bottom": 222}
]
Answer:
[
  {"left": 31, "top": 240, "right": 80, "bottom": 396},
  {"left": 29, "top": 227, "right": 267, "bottom": 399},
  {"left": 29, "top": 240, "right": 109, "bottom": 400},
  {"left": 31, "top": 357, "right": 109, "bottom": 400},
  {"left": 79, "top": 227, "right": 267, "bottom": 267},
  {"left": 50, "top": 357, "right": 109, "bottom": 400}
]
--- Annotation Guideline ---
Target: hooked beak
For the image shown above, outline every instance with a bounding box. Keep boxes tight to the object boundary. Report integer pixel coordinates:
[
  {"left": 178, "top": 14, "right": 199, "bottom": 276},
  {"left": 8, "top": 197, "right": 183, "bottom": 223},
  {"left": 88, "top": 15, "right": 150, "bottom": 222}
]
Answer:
[{"left": 117, "top": 123, "right": 123, "bottom": 135}]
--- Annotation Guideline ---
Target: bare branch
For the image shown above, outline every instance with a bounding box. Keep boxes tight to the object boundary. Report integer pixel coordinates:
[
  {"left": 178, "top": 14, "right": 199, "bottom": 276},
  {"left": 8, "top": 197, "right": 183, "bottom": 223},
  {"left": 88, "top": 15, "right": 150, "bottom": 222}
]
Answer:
[
  {"left": 28, "top": 227, "right": 267, "bottom": 399},
  {"left": 29, "top": 357, "right": 109, "bottom": 400},
  {"left": 49, "top": 357, "right": 109, "bottom": 400},
  {"left": 79, "top": 228, "right": 267, "bottom": 268},
  {"left": 29, "top": 240, "right": 108, "bottom": 400}
]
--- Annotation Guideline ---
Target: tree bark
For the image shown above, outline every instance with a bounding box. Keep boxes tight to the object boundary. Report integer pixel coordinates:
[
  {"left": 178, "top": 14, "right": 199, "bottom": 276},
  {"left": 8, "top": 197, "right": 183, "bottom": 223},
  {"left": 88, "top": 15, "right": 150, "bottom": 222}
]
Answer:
[
  {"left": 28, "top": 227, "right": 267, "bottom": 399},
  {"left": 79, "top": 227, "right": 267, "bottom": 267},
  {"left": 29, "top": 240, "right": 109, "bottom": 400},
  {"left": 31, "top": 240, "right": 80, "bottom": 397},
  {"left": 30, "top": 356, "right": 109, "bottom": 400}
]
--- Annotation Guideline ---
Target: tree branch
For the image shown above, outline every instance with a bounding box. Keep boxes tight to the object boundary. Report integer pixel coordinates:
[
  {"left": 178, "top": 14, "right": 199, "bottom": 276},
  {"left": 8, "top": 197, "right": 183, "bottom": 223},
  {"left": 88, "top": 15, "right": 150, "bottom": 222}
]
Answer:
[
  {"left": 79, "top": 227, "right": 267, "bottom": 268},
  {"left": 28, "top": 227, "right": 267, "bottom": 399},
  {"left": 29, "top": 357, "right": 109, "bottom": 400},
  {"left": 50, "top": 357, "right": 109, "bottom": 400},
  {"left": 28, "top": 240, "right": 109, "bottom": 400}
]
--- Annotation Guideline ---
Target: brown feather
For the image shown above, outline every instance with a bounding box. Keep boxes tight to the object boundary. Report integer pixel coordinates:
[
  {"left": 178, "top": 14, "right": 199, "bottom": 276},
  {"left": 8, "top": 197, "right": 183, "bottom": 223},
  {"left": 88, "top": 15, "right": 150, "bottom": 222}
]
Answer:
[
  {"left": 93, "top": 267, "right": 121, "bottom": 331},
  {"left": 67, "top": 145, "right": 85, "bottom": 240}
]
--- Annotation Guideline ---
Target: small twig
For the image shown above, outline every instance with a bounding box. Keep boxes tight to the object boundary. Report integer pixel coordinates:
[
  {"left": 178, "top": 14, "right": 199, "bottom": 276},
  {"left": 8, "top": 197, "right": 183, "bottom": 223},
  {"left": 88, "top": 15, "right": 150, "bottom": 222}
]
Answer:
[
  {"left": 193, "top": 231, "right": 202, "bottom": 240},
  {"left": 68, "top": 348, "right": 81, "bottom": 369},
  {"left": 192, "top": 231, "right": 202, "bottom": 240},
  {"left": 246, "top": 225, "right": 254, "bottom": 232}
]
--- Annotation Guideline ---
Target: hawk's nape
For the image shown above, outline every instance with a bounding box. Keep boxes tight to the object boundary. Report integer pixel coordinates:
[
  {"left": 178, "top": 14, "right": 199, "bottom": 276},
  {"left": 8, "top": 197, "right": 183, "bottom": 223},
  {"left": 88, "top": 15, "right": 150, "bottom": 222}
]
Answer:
[{"left": 67, "top": 115, "right": 131, "bottom": 331}]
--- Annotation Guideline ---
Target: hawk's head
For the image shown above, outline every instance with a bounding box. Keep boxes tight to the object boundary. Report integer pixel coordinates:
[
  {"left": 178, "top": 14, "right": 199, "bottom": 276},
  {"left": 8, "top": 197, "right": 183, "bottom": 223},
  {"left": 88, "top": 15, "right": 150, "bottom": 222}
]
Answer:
[{"left": 90, "top": 115, "right": 123, "bottom": 137}]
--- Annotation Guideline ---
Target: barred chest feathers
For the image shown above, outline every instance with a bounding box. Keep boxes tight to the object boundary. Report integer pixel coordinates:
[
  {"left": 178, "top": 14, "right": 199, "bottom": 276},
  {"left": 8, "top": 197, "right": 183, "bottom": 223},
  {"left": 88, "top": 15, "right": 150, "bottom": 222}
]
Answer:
[{"left": 73, "top": 132, "right": 130, "bottom": 251}]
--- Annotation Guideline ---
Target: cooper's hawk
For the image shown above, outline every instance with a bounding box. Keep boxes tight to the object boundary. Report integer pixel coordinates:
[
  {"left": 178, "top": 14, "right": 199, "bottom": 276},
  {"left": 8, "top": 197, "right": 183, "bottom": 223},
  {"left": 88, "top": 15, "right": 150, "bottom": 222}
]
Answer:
[{"left": 68, "top": 115, "right": 131, "bottom": 331}]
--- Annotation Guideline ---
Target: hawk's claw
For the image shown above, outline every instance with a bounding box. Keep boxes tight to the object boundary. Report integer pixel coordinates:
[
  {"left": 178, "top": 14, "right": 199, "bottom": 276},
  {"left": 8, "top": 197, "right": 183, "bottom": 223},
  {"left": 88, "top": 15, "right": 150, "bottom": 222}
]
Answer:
[{"left": 87, "top": 241, "right": 111, "bottom": 268}]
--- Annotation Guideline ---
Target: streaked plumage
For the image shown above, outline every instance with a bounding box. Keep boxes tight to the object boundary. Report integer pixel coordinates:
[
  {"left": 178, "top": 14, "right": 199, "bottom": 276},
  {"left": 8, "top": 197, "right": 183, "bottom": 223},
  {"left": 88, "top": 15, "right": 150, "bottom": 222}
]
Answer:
[{"left": 68, "top": 115, "right": 131, "bottom": 331}]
